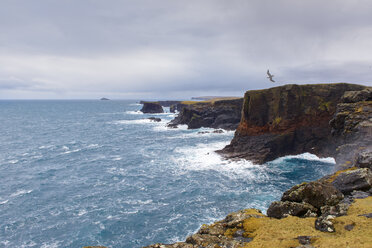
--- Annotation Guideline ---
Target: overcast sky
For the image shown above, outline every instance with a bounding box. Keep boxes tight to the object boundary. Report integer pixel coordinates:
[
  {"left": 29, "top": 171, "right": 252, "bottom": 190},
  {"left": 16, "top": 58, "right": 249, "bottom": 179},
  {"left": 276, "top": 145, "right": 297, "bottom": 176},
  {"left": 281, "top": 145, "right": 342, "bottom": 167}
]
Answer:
[{"left": 1, "top": 0, "right": 372, "bottom": 99}]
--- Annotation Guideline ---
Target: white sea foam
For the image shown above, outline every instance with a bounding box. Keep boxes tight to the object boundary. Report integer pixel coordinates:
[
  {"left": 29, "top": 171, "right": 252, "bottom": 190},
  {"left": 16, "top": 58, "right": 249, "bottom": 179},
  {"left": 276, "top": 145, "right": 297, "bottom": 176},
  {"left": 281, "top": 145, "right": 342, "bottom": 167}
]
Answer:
[
  {"left": 8, "top": 159, "right": 19, "bottom": 164},
  {"left": 77, "top": 209, "right": 87, "bottom": 216},
  {"left": 86, "top": 144, "right": 99, "bottom": 149},
  {"left": 10, "top": 189, "right": 32, "bottom": 197},
  {"left": 152, "top": 124, "right": 188, "bottom": 132},
  {"left": 112, "top": 119, "right": 150, "bottom": 125},
  {"left": 129, "top": 103, "right": 142, "bottom": 106},
  {"left": 62, "top": 148, "right": 81, "bottom": 154},
  {"left": 0, "top": 199, "right": 9, "bottom": 205},
  {"left": 40, "top": 241, "right": 60, "bottom": 248},
  {"left": 125, "top": 110, "right": 143, "bottom": 115},
  {"left": 274, "top": 152, "right": 336, "bottom": 164},
  {"left": 112, "top": 156, "right": 122, "bottom": 161},
  {"left": 39, "top": 145, "right": 54, "bottom": 149},
  {"left": 171, "top": 141, "right": 266, "bottom": 180}
]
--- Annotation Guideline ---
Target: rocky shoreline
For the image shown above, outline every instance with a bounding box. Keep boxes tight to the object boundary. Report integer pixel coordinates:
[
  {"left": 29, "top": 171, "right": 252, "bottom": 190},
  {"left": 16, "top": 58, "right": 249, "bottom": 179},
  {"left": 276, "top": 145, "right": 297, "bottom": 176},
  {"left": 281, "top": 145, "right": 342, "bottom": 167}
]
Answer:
[{"left": 142, "top": 84, "right": 372, "bottom": 248}]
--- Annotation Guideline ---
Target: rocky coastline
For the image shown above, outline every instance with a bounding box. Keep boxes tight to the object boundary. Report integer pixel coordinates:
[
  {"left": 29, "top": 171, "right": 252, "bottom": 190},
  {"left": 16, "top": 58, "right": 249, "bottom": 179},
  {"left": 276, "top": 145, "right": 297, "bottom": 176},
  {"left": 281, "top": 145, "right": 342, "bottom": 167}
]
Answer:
[
  {"left": 167, "top": 98, "right": 243, "bottom": 130},
  {"left": 142, "top": 83, "right": 372, "bottom": 248}
]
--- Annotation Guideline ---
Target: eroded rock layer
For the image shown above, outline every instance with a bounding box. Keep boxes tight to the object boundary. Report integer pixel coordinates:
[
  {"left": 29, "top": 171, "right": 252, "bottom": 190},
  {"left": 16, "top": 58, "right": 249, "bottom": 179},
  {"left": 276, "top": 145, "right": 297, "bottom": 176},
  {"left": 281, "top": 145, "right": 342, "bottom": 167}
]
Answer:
[{"left": 220, "top": 83, "right": 366, "bottom": 164}]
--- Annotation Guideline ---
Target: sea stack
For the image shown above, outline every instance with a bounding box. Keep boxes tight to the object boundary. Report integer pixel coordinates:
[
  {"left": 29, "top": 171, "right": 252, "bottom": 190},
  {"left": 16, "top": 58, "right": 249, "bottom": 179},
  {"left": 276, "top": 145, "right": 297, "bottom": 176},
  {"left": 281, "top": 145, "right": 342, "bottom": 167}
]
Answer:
[{"left": 140, "top": 102, "right": 164, "bottom": 113}]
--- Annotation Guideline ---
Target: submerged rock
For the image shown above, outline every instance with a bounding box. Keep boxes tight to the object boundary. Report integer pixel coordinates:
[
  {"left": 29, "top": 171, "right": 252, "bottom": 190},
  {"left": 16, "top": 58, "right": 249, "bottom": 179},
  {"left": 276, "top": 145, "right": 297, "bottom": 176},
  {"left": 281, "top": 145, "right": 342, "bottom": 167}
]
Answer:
[{"left": 148, "top": 117, "right": 161, "bottom": 122}]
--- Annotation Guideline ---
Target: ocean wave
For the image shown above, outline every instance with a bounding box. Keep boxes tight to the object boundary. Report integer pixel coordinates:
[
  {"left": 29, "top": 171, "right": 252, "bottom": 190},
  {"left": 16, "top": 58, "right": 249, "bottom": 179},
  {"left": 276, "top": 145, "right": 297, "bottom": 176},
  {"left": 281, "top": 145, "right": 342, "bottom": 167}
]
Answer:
[
  {"left": 0, "top": 199, "right": 9, "bottom": 205},
  {"left": 171, "top": 141, "right": 267, "bottom": 181},
  {"left": 273, "top": 152, "right": 336, "bottom": 164},
  {"left": 152, "top": 124, "right": 188, "bottom": 132},
  {"left": 10, "top": 189, "right": 33, "bottom": 198},
  {"left": 125, "top": 111, "right": 143, "bottom": 115}
]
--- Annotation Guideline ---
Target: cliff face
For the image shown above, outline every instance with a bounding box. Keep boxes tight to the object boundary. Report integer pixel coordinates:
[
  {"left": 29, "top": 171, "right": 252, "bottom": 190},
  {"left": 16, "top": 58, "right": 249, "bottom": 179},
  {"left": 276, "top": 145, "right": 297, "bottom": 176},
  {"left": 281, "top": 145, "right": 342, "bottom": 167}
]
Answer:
[
  {"left": 220, "top": 83, "right": 366, "bottom": 164},
  {"left": 140, "top": 102, "right": 164, "bottom": 113},
  {"left": 169, "top": 98, "right": 243, "bottom": 130},
  {"left": 330, "top": 88, "right": 372, "bottom": 168}
]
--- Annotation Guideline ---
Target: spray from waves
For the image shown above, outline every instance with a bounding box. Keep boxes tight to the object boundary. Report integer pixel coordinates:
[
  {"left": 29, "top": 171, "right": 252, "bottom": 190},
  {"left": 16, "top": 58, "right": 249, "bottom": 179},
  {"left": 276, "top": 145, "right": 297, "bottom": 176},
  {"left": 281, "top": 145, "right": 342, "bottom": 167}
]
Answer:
[
  {"left": 170, "top": 141, "right": 269, "bottom": 181},
  {"left": 272, "top": 152, "right": 336, "bottom": 164},
  {"left": 165, "top": 128, "right": 235, "bottom": 139},
  {"left": 125, "top": 111, "right": 143, "bottom": 115}
]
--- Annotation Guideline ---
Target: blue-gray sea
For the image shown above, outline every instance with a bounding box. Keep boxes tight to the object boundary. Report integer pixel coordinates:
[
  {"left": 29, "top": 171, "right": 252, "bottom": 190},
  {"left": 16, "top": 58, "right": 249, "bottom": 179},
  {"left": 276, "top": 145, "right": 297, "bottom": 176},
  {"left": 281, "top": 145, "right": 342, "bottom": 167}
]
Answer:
[{"left": 0, "top": 100, "right": 336, "bottom": 248}]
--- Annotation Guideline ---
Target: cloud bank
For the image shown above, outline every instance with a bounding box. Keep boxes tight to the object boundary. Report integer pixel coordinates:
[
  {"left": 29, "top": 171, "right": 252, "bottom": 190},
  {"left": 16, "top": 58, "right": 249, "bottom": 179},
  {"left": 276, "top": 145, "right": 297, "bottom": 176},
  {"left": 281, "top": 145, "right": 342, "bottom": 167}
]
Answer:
[{"left": 1, "top": 0, "right": 371, "bottom": 99}]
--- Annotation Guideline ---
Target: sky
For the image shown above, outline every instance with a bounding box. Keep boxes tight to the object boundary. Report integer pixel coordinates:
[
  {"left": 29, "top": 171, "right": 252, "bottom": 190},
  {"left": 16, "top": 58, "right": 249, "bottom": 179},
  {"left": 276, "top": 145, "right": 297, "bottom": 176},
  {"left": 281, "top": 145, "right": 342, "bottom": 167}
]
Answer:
[{"left": 1, "top": 0, "right": 372, "bottom": 99}]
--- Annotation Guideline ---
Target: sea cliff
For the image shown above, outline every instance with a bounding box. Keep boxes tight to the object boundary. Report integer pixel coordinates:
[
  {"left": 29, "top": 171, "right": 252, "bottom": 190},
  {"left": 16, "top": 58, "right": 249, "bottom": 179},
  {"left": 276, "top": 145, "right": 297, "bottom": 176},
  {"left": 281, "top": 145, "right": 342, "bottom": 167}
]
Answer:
[
  {"left": 143, "top": 83, "right": 372, "bottom": 248},
  {"left": 220, "top": 83, "right": 366, "bottom": 164},
  {"left": 168, "top": 98, "right": 243, "bottom": 130}
]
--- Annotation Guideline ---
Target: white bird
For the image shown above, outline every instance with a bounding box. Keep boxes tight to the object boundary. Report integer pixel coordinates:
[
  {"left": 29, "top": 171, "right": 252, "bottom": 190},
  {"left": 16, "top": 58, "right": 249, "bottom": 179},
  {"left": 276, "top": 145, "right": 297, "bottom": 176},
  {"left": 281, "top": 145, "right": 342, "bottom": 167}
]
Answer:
[{"left": 267, "top": 69, "right": 275, "bottom": 82}]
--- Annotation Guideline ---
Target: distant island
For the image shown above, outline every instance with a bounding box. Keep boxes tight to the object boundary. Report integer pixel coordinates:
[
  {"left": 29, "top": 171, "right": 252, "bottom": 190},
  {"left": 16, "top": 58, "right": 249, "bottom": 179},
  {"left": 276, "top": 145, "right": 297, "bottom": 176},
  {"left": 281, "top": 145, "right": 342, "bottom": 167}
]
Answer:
[{"left": 100, "top": 97, "right": 110, "bottom": 100}]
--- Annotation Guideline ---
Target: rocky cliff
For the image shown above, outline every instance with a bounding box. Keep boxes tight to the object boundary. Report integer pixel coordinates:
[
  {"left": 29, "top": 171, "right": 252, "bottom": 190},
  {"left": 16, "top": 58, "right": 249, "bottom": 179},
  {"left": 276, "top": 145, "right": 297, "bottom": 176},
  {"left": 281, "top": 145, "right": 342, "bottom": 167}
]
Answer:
[
  {"left": 140, "top": 102, "right": 164, "bottom": 113},
  {"left": 143, "top": 85, "right": 372, "bottom": 248},
  {"left": 168, "top": 98, "right": 243, "bottom": 130},
  {"left": 220, "top": 83, "right": 366, "bottom": 164}
]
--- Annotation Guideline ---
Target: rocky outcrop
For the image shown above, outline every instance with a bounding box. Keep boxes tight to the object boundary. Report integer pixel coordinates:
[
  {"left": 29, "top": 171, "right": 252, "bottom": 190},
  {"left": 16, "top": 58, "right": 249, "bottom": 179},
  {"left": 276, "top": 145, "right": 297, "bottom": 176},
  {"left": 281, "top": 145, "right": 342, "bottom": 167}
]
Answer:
[
  {"left": 168, "top": 98, "right": 243, "bottom": 130},
  {"left": 143, "top": 84, "right": 372, "bottom": 248},
  {"left": 140, "top": 102, "right": 164, "bottom": 113},
  {"left": 329, "top": 87, "right": 372, "bottom": 168},
  {"left": 220, "top": 83, "right": 366, "bottom": 164}
]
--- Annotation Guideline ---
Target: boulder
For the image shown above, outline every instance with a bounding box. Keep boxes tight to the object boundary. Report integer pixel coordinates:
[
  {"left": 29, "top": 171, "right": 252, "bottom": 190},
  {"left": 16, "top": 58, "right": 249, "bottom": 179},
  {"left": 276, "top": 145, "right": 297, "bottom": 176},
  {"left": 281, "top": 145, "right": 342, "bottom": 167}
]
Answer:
[
  {"left": 331, "top": 168, "right": 372, "bottom": 194},
  {"left": 341, "top": 88, "right": 372, "bottom": 103},
  {"left": 315, "top": 215, "right": 336, "bottom": 232},
  {"left": 281, "top": 181, "right": 344, "bottom": 208},
  {"left": 355, "top": 150, "right": 372, "bottom": 169},
  {"left": 140, "top": 102, "right": 164, "bottom": 113},
  {"left": 266, "top": 201, "right": 317, "bottom": 219}
]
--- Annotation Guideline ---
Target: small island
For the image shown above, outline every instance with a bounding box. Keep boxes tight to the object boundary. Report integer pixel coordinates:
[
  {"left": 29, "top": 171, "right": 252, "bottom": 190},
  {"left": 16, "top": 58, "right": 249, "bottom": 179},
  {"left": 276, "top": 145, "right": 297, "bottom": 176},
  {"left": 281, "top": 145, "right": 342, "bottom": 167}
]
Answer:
[{"left": 100, "top": 97, "right": 110, "bottom": 100}]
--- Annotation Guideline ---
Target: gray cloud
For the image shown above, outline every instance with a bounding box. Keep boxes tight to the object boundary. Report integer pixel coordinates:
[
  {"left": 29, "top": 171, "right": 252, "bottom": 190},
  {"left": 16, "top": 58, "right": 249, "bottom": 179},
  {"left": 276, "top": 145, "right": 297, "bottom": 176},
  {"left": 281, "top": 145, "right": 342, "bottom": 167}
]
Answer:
[{"left": 0, "top": 0, "right": 371, "bottom": 99}]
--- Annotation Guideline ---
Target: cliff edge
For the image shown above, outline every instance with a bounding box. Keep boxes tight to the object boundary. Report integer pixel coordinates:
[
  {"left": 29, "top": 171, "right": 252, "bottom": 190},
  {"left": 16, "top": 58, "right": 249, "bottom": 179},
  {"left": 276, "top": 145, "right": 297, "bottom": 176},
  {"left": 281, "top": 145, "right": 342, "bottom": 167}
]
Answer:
[{"left": 220, "top": 83, "right": 367, "bottom": 164}]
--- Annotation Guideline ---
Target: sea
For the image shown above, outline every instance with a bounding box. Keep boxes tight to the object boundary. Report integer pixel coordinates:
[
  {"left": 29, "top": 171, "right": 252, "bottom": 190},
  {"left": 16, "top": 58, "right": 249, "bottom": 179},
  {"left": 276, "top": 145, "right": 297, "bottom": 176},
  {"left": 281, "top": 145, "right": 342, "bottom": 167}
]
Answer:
[{"left": 0, "top": 100, "right": 336, "bottom": 248}]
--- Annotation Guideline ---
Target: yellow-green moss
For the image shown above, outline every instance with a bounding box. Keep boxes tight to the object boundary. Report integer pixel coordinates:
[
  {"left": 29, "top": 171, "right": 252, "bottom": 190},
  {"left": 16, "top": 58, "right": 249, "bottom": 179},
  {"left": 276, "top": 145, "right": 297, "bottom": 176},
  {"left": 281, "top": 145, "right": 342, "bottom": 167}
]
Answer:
[
  {"left": 224, "top": 227, "right": 238, "bottom": 238},
  {"left": 318, "top": 100, "right": 332, "bottom": 112},
  {"left": 272, "top": 116, "right": 282, "bottom": 126},
  {"left": 242, "top": 197, "right": 372, "bottom": 248},
  {"left": 325, "top": 167, "right": 358, "bottom": 183}
]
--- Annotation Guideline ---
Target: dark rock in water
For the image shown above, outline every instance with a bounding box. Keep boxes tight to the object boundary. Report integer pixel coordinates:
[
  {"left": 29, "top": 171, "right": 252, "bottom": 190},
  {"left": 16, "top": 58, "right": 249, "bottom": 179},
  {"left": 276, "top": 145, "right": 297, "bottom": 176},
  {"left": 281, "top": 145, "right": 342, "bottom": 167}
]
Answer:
[
  {"left": 100, "top": 97, "right": 109, "bottom": 100},
  {"left": 281, "top": 181, "right": 344, "bottom": 209},
  {"left": 148, "top": 117, "right": 161, "bottom": 122},
  {"left": 315, "top": 215, "right": 336, "bottom": 232},
  {"left": 140, "top": 102, "right": 164, "bottom": 113},
  {"left": 331, "top": 168, "right": 372, "bottom": 194},
  {"left": 167, "top": 123, "right": 178, "bottom": 128},
  {"left": 197, "top": 131, "right": 210, "bottom": 134},
  {"left": 213, "top": 129, "right": 224, "bottom": 133},
  {"left": 219, "top": 83, "right": 366, "bottom": 164},
  {"left": 267, "top": 201, "right": 317, "bottom": 219}
]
